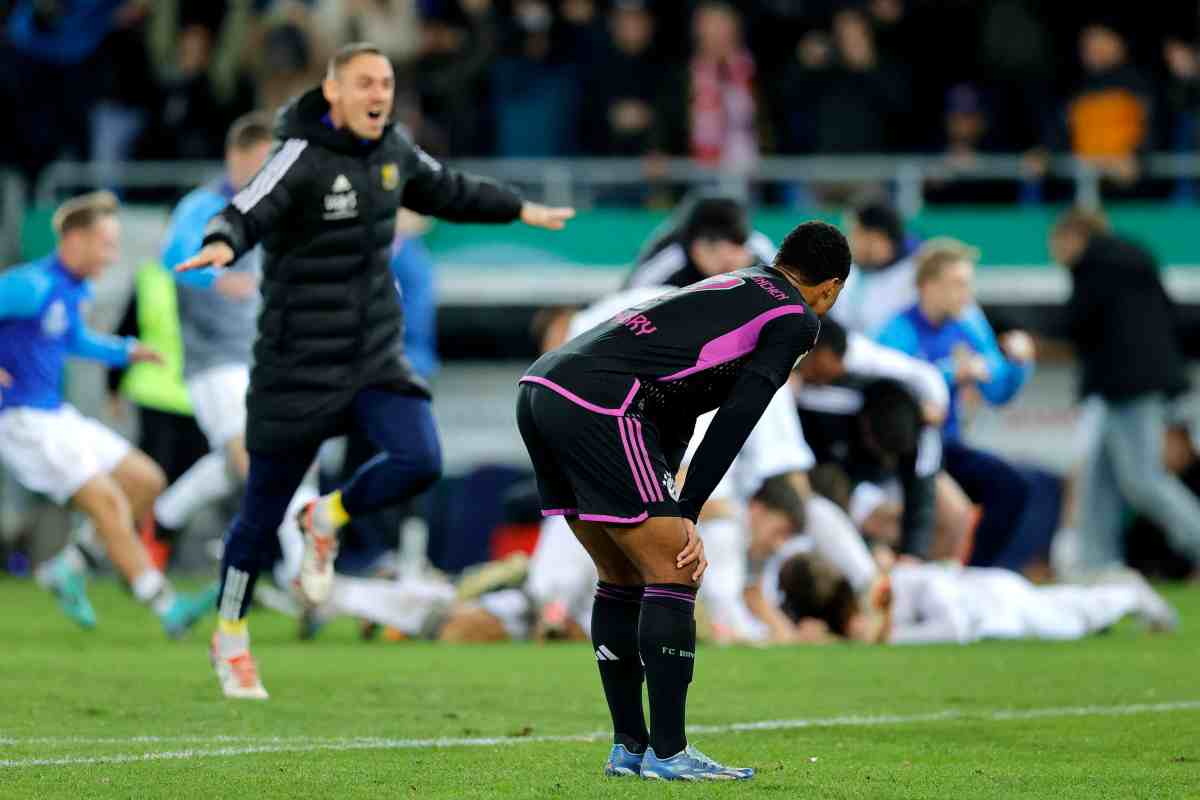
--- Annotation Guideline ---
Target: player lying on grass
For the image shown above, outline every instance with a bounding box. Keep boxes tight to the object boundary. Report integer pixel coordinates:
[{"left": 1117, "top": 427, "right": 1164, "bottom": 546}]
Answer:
[
  {"left": 516, "top": 221, "right": 849, "bottom": 781},
  {"left": 772, "top": 547, "right": 1178, "bottom": 645},
  {"left": 0, "top": 192, "right": 217, "bottom": 637}
]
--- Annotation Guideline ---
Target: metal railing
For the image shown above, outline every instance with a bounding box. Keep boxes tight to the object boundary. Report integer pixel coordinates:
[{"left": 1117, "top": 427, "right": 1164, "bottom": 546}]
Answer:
[{"left": 33, "top": 153, "right": 1200, "bottom": 216}]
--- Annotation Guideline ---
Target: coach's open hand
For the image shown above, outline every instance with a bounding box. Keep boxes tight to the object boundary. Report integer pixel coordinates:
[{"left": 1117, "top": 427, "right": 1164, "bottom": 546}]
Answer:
[
  {"left": 676, "top": 518, "right": 708, "bottom": 582},
  {"left": 177, "top": 242, "right": 236, "bottom": 272},
  {"left": 520, "top": 202, "right": 575, "bottom": 230}
]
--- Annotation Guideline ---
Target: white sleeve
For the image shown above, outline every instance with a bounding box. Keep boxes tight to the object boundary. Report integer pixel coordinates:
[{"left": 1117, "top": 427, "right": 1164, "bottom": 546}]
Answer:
[
  {"left": 888, "top": 568, "right": 974, "bottom": 645},
  {"left": 737, "top": 386, "right": 815, "bottom": 497},
  {"left": 748, "top": 230, "right": 777, "bottom": 265},
  {"left": 843, "top": 332, "right": 950, "bottom": 411}
]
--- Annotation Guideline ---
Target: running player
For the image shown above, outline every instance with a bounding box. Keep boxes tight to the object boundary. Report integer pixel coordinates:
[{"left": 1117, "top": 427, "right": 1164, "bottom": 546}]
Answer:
[
  {"left": 151, "top": 112, "right": 272, "bottom": 541},
  {"left": 516, "top": 220, "right": 850, "bottom": 781},
  {"left": 0, "top": 192, "right": 217, "bottom": 636}
]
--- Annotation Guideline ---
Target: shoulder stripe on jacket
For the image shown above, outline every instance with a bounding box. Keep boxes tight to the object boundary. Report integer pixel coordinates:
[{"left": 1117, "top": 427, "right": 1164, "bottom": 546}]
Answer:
[
  {"left": 232, "top": 139, "right": 308, "bottom": 214},
  {"left": 628, "top": 242, "right": 686, "bottom": 287}
]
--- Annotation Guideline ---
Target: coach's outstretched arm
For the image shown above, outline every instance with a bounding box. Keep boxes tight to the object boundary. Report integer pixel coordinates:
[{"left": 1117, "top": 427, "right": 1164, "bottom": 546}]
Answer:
[
  {"left": 399, "top": 135, "right": 574, "bottom": 230},
  {"left": 177, "top": 139, "right": 312, "bottom": 272}
]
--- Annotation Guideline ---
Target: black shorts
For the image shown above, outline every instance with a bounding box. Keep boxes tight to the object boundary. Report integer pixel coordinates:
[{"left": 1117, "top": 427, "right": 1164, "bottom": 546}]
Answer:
[{"left": 516, "top": 380, "right": 684, "bottom": 524}]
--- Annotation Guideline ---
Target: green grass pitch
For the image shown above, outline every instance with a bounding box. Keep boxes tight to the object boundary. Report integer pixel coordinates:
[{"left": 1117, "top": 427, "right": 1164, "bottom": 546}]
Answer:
[{"left": 1, "top": 579, "right": 1198, "bottom": 799}]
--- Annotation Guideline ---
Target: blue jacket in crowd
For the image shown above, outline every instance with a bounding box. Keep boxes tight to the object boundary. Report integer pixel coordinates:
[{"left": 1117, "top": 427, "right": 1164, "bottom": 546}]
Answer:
[
  {"left": 876, "top": 303, "right": 1033, "bottom": 440},
  {"left": 0, "top": 254, "right": 133, "bottom": 411},
  {"left": 389, "top": 236, "right": 438, "bottom": 380}
]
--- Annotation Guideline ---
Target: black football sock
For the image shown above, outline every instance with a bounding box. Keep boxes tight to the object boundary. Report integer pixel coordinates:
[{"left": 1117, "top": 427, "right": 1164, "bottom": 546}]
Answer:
[
  {"left": 591, "top": 582, "right": 649, "bottom": 753},
  {"left": 639, "top": 583, "right": 697, "bottom": 758}
]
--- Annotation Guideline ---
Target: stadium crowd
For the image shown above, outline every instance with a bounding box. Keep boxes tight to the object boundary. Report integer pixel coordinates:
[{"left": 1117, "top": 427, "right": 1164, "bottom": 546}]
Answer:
[{"left": 6, "top": 1, "right": 1200, "bottom": 202}]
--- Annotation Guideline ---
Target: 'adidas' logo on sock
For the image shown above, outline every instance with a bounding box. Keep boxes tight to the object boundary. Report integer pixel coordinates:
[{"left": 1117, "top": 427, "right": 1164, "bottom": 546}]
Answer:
[{"left": 595, "top": 645, "right": 619, "bottom": 661}]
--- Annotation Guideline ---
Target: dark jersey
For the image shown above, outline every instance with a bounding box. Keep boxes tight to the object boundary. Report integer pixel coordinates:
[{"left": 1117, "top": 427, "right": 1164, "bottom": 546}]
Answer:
[
  {"left": 623, "top": 230, "right": 777, "bottom": 290},
  {"left": 523, "top": 265, "right": 820, "bottom": 520}
]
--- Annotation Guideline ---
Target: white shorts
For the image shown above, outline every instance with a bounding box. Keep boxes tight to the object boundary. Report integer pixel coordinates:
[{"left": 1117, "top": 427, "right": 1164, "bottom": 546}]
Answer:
[
  {"left": 0, "top": 405, "right": 132, "bottom": 504},
  {"left": 187, "top": 364, "right": 250, "bottom": 450}
]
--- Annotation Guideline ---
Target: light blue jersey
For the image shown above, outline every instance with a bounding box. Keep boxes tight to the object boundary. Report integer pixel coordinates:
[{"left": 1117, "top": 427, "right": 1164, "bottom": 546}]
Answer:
[
  {"left": 0, "top": 254, "right": 133, "bottom": 411},
  {"left": 161, "top": 179, "right": 261, "bottom": 379},
  {"left": 877, "top": 303, "right": 1033, "bottom": 440}
]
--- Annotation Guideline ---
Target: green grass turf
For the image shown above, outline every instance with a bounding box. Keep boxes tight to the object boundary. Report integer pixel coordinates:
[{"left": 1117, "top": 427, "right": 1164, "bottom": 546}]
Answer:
[{"left": 1, "top": 578, "right": 1198, "bottom": 799}]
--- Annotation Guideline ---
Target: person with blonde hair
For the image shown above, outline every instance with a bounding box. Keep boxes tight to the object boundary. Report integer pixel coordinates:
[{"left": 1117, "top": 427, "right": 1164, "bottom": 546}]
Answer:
[
  {"left": 876, "top": 237, "right": 1048, "bottom": 570},
  {"left": 0, "top": 192, "right": 217, "bottom": 636}
]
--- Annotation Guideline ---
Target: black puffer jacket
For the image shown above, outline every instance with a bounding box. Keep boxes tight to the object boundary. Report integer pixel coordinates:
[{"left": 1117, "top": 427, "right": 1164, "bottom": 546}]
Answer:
[{"left": 203, "top": 88, "right": 523, "bottom": 452}]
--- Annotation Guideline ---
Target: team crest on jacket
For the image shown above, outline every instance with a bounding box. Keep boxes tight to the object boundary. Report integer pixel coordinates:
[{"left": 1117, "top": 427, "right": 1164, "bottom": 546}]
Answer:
[{"left": 381, "top": 163, "right": 399, "bottom": 190}]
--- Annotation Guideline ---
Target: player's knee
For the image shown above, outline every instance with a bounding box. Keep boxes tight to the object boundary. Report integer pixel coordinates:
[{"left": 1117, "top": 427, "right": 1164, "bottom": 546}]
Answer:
[
  {"left": 90, "top": 481, "right": 131, "bottom": 525},
  {"left": 143, "top": 460, "right": 167, "bottom": 498}
]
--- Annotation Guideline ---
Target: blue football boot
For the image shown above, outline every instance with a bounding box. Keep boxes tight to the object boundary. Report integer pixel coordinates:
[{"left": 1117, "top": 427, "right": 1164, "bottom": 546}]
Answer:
[
  {"left": 603, "top": 744, "right": 644, "bottom": 777},
  {"left": 640, "top": 745, "right": 755, "bottom": 781}
]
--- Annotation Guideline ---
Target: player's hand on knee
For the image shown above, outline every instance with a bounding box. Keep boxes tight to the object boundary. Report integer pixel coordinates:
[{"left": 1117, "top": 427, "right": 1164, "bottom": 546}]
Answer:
[{"left": 676, "top": 519, "right": 707, "bottom": 582}]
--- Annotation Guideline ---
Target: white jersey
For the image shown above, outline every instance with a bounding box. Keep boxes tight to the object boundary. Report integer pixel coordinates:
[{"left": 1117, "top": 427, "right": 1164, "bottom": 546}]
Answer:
[
  {"left": 829, "top": 257, "right": 917, "bottom": 337},
  {"left": 887, "top": 563, "right": 1147, "bottom": 644}
]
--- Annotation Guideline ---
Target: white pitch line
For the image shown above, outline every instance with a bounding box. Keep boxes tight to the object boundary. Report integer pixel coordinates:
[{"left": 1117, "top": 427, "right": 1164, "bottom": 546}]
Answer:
[{"left": 2, "top": 700, "right": 1198, "bottom": 769}]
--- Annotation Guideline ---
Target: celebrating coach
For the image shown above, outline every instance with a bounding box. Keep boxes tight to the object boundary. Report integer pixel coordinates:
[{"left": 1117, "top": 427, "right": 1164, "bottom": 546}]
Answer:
[{"left": 180, "top": 42, "right": 574, "bottom": 699}]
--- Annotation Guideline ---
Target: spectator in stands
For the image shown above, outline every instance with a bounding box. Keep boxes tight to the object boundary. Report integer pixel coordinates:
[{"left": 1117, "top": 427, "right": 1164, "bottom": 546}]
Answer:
[
  {"left": 1062, "top": 22, "right": 1154, "bottom": 188},
  {"left": 413, "top": 1, "right": 499, "bottom": 156},
  {"left": 142, "top": 4, "right": 256, "bottom": 160},
  {"left": 771, "top": 29, "right": 833, "bottom": 157},
  {"left": 1163, "top": 35, "right": 1200, "bottom": 200},
  {"left": 923, "top": 84, "right": 1030, "bottom": 205},
  {"left": 248, "top": 4, "right": 325, "bottom": 112},
  {"left": 313, "top": 0, "right": 421, "bottom": 65},
  {"left": 659, "top": 2, "right": 761, "bottom": 170},
  {"left": 1048, "top": 208, "right": 1200, "bottom": 577},
  {"left": 830, "top": 198, "right": 917, "bottom": 337},
  {"left": 0, "top": 0, "right": 128, "bottom": 182},
  {"left": 810, "top": 8, "right": 909, "bottom": 155},
  {"left": 489, "top": 1, "right": 580, "bottom": 157},
  {"left": 876, "top": 239, "right": 1058, "bottom": 571},
  {"left": 578, "top": 0, "right": 663, "bottom": 158}
]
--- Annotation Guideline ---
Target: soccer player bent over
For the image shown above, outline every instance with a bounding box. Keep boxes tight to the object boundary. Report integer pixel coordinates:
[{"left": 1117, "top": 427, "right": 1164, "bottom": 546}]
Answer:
[{"left": 516, "top": 221, "right": 849, "bottom": 780}]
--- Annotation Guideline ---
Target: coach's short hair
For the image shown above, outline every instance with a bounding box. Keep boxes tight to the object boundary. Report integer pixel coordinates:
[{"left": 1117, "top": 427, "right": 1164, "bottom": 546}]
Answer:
[
  {"left": 1053, "top": 206, "right": 1109, "bottom": 240},
  {"left": 914, "top": 237, "right": 980, "bottom": 287},
  {"left": 226, "top": 111, "right": 273, "bottom": 152},
  {"left": 327, "top": 42, "right": 387, "bottom": 79},
  {"left": 774, "top": 220, "right": 851, "bottom": 286},
  {"left": 52, "top": 191, "right": 119, "bottom": 237}
]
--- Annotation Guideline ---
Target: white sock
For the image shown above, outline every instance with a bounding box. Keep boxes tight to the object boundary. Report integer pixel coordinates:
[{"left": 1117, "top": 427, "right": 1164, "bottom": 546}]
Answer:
[
  {"left": 310, "top": 494, "right": 345, "bottom": 533},
  {"left": 72, "top": 521, "right": 106, "bottom": 565},
  {"left": 132, "top": 569, "right": 176, "bottom": 615},
  {"left": 34, "top": 544, "right": 88, "bottom": 588},
  {"left": 155, "top": 451, "right": 237, "bottom": 530},
  {"left": 218, "top": 625, "right": 250, "bottom": 659},
  {"left": 805, "top": 494, "right": 879, "bottom": 594}
]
